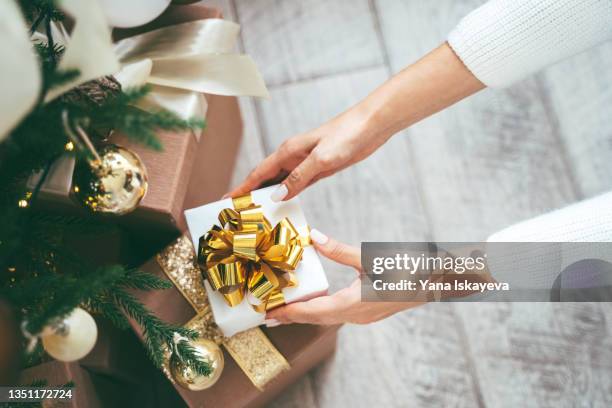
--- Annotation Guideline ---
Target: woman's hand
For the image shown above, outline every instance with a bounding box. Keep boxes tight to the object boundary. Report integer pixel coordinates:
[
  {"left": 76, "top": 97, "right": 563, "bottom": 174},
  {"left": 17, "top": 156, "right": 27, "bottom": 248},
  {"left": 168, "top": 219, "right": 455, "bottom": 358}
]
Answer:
[
  {"left": 227, "top": 43, "right": 484, "bottom": 201},
  {"left": 226, "top": 107, "right": 388, "bottom": 202},
  {"left": 263, "top": 230, "right": 420, "bottom": 326}
]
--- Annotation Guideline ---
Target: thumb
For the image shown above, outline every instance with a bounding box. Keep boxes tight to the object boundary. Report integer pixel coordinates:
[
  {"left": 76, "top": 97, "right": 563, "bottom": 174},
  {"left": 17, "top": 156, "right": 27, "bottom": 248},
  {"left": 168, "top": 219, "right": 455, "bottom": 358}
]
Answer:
[
  {"left": 310, "top": 229, "right": 361, "bottom": 270},
  {"left": 271, "top": 154, "right": 318, "bottom": 202}
]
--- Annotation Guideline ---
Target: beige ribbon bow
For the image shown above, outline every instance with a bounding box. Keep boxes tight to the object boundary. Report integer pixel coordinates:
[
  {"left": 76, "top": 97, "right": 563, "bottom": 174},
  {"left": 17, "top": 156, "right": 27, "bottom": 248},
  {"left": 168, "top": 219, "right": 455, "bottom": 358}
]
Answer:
[{"left": 113, "top": 19, "right": 269, "bottom": 139}]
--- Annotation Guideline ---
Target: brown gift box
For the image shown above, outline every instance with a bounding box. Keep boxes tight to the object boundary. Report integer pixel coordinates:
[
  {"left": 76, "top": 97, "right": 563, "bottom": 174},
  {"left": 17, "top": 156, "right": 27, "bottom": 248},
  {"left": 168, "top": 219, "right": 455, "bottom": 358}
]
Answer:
[
  {"left": 114, "top": 94, "right": 242, "bottom": 234},
  {"left": 32, "top": 4, "right": 243, "bottom": 238},
  {"left": 113, "top": 4, "right": 243, "bottom": 233},
  {"left": 18, "top": 362, "right": 103, "bottom": 408},
  {"left": 78, "top": 317, "right": 151, "bottom": 385},
  {"left": 130, "top": 240, "right": 340, "bottom": 408},
  {"left": 18, "top": 360, "right": 159, "bottom": 408}
]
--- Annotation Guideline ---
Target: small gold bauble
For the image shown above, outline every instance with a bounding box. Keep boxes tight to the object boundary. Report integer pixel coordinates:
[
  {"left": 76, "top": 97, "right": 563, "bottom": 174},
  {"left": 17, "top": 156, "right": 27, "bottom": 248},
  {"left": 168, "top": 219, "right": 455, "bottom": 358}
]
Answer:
[
  {"left": 169, "top": 338, "right": 224, "bottom": 391},
  {"left": 71, "top": 144, "right": 148, "bottom": 215}
]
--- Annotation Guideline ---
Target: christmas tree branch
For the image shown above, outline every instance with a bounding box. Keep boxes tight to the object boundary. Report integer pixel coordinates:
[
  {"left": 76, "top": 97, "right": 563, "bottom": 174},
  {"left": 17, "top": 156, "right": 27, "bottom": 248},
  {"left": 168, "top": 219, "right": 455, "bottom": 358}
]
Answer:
[
  {"left": 116, "top": 270, "right": 173, "bottom": 291},
  {"left": 91, "top": 86, "right": 206, "bottom": 151},
  {"left": 10, "top": 264, "right": 127, "bottom": 334},
  {"left": 89, "top": 295, "right": 131, "bottom": 330},
  {"left": 2, "top": 1, "right": 209, "bottom": 377},
  {"left": 110, "top": 286, "right": 207, "bottom": 371},
  {"left": 176, "top": 339, "right": 214, "bottom": 377}
]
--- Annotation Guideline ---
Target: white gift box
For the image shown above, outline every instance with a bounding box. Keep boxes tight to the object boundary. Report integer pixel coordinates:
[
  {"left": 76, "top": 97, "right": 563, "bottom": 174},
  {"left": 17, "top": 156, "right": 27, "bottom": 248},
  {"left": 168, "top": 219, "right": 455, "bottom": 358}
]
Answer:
[{"left": 184, "top": 185, "right": 329, "bottom": 337}]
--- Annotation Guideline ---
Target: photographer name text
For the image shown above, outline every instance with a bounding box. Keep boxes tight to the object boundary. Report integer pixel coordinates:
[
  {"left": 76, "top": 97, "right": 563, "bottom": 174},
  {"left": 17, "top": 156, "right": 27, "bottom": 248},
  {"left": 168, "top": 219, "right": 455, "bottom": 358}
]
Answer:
[{"left": 372, "top": 279, "right": 509, "bottom": 293}]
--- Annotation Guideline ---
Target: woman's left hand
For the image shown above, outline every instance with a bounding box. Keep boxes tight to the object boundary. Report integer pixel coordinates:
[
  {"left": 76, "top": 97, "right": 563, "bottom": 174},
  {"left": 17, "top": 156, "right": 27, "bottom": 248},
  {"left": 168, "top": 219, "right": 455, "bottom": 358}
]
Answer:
[{"left": 264, "top": 230, "right": 421, "bottom": 326}]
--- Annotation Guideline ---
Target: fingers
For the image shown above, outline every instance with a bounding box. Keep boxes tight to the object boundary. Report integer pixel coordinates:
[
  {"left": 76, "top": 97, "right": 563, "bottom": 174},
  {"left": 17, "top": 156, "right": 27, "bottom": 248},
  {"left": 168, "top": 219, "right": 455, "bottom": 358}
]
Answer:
[
  {"left": 310, "top": 229, "right": 361, "bottom": 270},
  {"left": 225, "top": 152, "right": 283, "bottom": 198},
  {"left": 273, "top": 154, "right": 320, "bottom": 201},
  {"left": 226, "top": 132, "right": 321, "bottom": 199},
  {"left": 264, "top": 283, "right": 414, "bottom": 326},
  {"left": 265, "top": 295, "right": 341, "bottom": 325}
]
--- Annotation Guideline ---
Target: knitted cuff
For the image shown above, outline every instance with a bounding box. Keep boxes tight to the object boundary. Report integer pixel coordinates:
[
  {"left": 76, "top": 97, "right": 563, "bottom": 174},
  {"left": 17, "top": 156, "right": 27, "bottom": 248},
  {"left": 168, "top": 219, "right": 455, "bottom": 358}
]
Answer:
[
  {"left": 488, "top": 192, "right": 612, "bottom": 243},
  {"left": 448, "top": 0, "right": 612, "bottom": 88}
]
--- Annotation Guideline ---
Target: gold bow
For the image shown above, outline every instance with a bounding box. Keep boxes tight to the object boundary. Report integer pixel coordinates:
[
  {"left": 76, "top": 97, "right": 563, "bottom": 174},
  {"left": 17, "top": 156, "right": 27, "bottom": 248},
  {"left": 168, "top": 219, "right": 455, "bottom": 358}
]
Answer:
[
  {"left": 198, "top": 193, "right": 309, "bottom": 313},
  {"left": 157, "top": 235, "right": 289, "bottom": 390}
]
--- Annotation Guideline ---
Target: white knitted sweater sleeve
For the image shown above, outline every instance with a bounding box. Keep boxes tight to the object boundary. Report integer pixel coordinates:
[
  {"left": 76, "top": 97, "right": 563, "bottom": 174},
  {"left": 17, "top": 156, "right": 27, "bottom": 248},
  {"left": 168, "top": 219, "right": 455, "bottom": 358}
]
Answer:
[
  {"left": 488, "top": 192, "right": 612, "bottom": 242},
  {"left": 448, "top": 0, "right": 612, "bottom": 88},
  {"left": 485, "top": 193, "right": 612, "bottom": 292}
]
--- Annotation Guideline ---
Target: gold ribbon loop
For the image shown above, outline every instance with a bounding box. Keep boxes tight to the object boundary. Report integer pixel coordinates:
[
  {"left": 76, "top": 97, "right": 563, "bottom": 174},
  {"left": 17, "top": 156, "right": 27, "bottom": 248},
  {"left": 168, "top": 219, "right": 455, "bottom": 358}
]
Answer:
[
  {"left": 232, "top": 194, "right": 255, "bottom": 210},
  {"left": 218, "top": 208, "right": 240, "bottom": 229},
  {"left": 198, "top": 193, "right": 309, "bottom": 312},
  {"left": 238, "top": 206, "right": 268, "bottom": 232},
  {"left": 233, "top": 231, "right": 259, "bottom": 261}
]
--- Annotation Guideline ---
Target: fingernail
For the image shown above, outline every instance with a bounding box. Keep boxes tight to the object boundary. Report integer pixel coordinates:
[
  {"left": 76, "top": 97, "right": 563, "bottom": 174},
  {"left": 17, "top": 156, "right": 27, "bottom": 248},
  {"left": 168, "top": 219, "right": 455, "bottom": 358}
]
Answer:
[
  {"left": 264, "top": 319, "right": 281, "bottom": 327},
  {"left": 310, "top": 228, "right": 328, "bottom": 245},
  {"left": 270, "top": 184, "right": 288, "bottom": 202}
]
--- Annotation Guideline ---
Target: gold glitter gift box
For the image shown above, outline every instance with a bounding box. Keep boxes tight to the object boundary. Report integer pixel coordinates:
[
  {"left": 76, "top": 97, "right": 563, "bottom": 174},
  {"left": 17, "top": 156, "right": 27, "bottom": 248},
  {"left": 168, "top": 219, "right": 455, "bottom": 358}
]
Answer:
[{"left": 128, "top": 235, "right": 340, "bottom": 408}]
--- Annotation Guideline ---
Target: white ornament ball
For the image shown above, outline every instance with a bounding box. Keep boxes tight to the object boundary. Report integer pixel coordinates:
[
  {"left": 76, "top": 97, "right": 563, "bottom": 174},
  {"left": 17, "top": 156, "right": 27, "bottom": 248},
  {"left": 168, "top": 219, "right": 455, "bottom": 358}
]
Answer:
[
  {"left": 41, "top": 308, "right": 98, "bottom": 362},
  {"left": 98, "top": 0, "right": 171, "bottom": 28}
]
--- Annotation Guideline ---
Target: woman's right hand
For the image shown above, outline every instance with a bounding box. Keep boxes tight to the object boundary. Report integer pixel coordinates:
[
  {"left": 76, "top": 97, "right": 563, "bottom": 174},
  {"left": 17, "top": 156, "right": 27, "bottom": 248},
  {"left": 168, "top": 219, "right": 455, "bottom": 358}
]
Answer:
[
  {"left": 226, "top": 43, "right": 484, "bottom": 201},
  {"left": 225, "top": 107, "right": 390, "bottom": 201}
]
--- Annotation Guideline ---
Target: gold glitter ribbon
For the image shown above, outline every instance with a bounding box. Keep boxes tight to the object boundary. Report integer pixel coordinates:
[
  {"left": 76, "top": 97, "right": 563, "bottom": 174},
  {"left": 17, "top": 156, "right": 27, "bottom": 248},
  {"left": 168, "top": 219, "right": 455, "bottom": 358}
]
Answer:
[
  {"left": 197, "top": 193, "right": 310, "bottom": 313},
  {"left": 156, "top": 235, "right": 289, "bottom": 390}
]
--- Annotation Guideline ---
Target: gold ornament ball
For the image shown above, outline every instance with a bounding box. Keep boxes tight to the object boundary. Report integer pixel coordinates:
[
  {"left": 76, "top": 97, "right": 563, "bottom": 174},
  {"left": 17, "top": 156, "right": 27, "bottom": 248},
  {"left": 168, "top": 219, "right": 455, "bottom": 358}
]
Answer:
[
  {"left": 170, "top": 338, "right": 224, "bottom": 391},
  {"left": 71, "top": 144, "right": 148, "bottom": 215}
]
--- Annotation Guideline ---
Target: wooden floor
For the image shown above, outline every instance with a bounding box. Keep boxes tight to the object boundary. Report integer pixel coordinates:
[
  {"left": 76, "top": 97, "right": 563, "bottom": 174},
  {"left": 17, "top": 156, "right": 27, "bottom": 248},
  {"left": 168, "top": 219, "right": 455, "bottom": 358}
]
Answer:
[{"left": 202, "top": 1, "right": 612, "bottom": 406}]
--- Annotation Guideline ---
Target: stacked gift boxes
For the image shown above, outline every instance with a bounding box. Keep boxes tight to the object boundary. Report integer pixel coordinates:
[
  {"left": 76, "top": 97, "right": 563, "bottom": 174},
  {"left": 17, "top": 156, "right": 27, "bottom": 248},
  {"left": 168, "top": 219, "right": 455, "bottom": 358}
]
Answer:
[
  {"left": 30, "top": 4, "right": 244, "bottom": 243},
  {"left": 14, "top": 2, "right": 240, "bottom": 401},
  {"left": 19, "top": 362, "right": 104, "bottom": 408},
  {"left": 17, "top": 4, "right": 339, "bottom": 407}
]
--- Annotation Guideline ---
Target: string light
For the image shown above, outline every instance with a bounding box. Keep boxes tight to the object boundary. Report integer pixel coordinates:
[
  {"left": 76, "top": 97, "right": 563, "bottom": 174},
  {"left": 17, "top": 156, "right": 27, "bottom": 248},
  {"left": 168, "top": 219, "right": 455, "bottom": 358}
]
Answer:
[
  {"left": 65, "top": 141, "right": 75, "bottom": 151},
  {"left": 18, "top": 191, "right": 32, "bottom": 208}
]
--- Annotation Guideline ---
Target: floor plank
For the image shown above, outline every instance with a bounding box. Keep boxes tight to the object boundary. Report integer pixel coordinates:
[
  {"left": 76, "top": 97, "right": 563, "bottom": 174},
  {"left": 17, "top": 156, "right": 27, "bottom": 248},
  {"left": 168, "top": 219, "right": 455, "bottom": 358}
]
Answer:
[
  {"left": 234, "top": 0, "right": 385, "bottom": 86},
  {"left": 537, "top": 43, "right": 612, "bottom": 198},
  {"left": 374, "top": 2, "right": 607, "bottom": 408},
  {"left": 454, "top": 302, "right": 612, "bottom": 408},
  {"left": 310, "top": 306, "right": 482, "bottom": 408}
]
